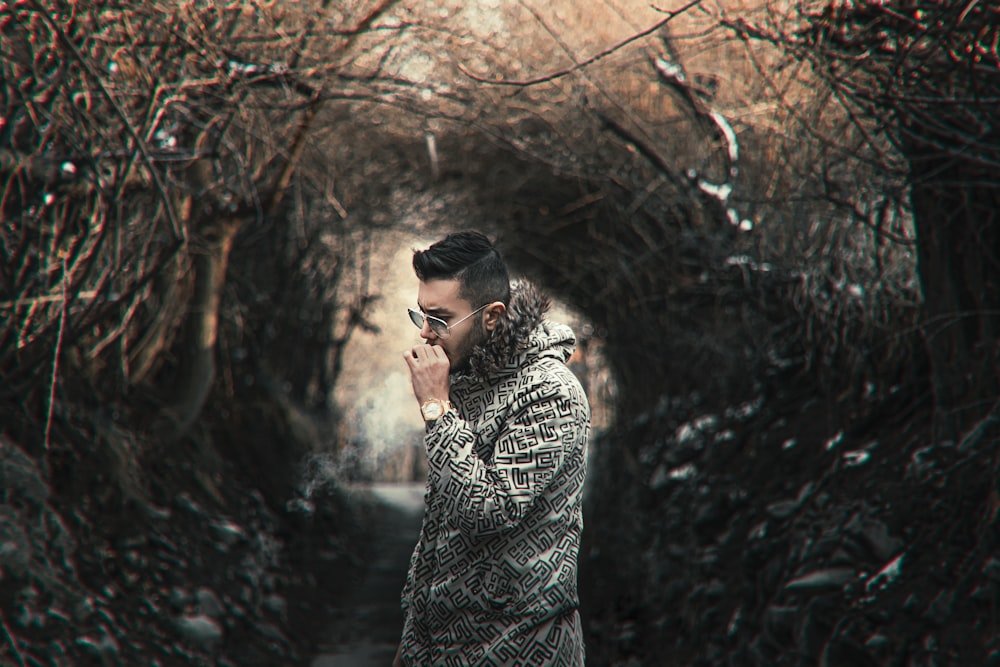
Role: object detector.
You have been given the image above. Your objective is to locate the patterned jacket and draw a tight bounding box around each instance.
[399,284,590,666]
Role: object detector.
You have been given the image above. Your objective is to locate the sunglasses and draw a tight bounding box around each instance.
[408,304,489,339]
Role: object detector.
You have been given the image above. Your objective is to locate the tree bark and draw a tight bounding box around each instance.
[162,218,241,439]
[910,149,1000,443]
[129,251,189,385]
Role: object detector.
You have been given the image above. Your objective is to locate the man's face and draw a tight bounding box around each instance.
[415,278,487,373]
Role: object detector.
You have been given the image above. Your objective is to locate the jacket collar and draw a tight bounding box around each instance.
[458,280,551,384]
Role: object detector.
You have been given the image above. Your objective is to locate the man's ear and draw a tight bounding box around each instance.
[483,302,506,332]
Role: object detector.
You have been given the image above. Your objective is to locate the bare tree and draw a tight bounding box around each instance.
[0,0,406,505]
[723,0,999,443]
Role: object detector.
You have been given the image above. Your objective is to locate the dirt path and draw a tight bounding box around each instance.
[310,483,425,667]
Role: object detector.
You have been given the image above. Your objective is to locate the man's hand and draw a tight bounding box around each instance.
[403,343,451,406]
[392,643,404,667]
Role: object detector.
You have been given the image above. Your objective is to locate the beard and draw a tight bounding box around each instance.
[448,317,489,375]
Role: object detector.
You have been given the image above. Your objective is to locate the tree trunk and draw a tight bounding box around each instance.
[910,151,1000,443]
[129,250,189,385]
[162,218,241,439]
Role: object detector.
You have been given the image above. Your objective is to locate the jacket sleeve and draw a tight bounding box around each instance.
[424,365,588,538]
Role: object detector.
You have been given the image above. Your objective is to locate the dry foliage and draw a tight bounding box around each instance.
[721,0,1000,439]
[0,0,403,501]
[1,0,968,481]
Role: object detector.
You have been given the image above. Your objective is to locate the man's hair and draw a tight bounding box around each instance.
[413,231,511,306]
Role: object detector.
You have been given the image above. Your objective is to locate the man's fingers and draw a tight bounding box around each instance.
[407,343,448,363]
[404,344,451,406]
[404,345,424,366]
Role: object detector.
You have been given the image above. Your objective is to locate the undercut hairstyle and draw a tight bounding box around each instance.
[413,231,511,307]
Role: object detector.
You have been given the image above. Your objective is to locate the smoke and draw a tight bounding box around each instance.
[346,370,424,481]
[287,368,423,513]
[354,370,423,458]
[330,232,432,483]
[286,451,341,515]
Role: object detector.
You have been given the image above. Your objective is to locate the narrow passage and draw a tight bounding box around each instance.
[311,483,425,667]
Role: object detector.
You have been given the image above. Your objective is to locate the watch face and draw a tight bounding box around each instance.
[422,401,443,420]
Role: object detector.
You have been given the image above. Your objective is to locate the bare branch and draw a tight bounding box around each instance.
[458,0,703,86]
[25,0,188,244]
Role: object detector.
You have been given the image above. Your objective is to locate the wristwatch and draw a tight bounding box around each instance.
[420,398,452,422]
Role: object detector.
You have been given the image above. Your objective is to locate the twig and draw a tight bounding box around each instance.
[0,290,98,310]
[458,0,703,86]
[25,0,187,243]
[44,256,68,451]
[85,291,141,361]
[0,609,26,667]
[958,397,1000,453]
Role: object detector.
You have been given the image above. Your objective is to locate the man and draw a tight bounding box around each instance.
[395,231,590,666]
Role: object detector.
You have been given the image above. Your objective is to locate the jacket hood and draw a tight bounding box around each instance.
[459,281,577,384]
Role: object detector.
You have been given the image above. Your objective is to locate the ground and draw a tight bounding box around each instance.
[310,483,425,667]
[3,373,997,667]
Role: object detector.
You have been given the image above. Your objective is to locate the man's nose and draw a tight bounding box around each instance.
[420,319,437,340]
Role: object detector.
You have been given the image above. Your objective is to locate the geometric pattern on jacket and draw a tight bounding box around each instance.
[399,288,590,667]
